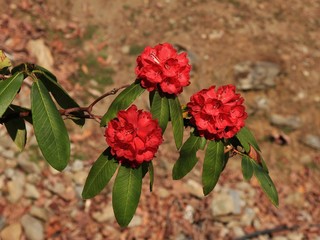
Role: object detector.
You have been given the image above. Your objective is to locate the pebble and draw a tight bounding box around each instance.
[301,134,320,150]
[128,215,142,227]
[269,113,301,130]
[211,190,243,216]
[29,206,49,221]
[158,187,170,198]
[0,222,22,240]
[71,160,84,172]
[240,207,256,226]
[183,205,195,223]
[17,153,41,174]
[25,183,40,199]
[185,179,204,198]
[234,61,280,90]
[21,214,44,240]
[92,205,114,223]
[6,172,25,203]
[72,171,88,185]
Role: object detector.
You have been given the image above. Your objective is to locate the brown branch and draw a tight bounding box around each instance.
[0,84,130,124]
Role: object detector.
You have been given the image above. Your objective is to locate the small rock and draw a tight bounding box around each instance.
[21,214,44,240]
[287,232,304,240]
[241,208,256,226]
[17,153,41,174]
[232,226,245,238]
[158,187,170,198]
[183,205,195,223]
[71,160,84,172]
[25,184,40,199]
[121,45,130,54]
[185,179,204,198]
[7,173,25,203]
[301,134,320,150]
[0,223,22,240]
[92,205,114,223]
[128,215,142,227]
[211,190,243,216]
[269,114,301,130]
[273,237,287,240]
[2,150,14,159]
[26,39,54,71]
[72,171,87,185]
[234,61,280,90]
[29,206,48,221]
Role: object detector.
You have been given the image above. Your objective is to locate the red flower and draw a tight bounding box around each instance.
[105,105,163,167]
[135,43,191,95]
[187,85,247,140]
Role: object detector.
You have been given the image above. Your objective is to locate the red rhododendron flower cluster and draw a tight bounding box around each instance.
[105,105,163,167]
[187,85,247,140]
[135,43,191,95]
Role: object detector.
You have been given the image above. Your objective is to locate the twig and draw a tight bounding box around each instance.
[0,84,130,124]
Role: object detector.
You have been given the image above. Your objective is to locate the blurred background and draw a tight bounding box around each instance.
[0,0,319,239]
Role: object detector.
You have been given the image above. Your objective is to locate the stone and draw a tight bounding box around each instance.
[92,205,114,223]
[25,183,40,199]
[211,190,243,216]
[234,61,280,90]
[158,187,170,198]
[7,175,25,203]
[185,179,204,198]
[72,171,87,185]
[17,153,41,174]
[26,39,54,71]
[128,215,142,227]
[241,207,256,226]
[183,205,195,223]
[269,114,301,130]
[29,206,48,221]
[71,160,84,172]
[21,214,44,240]
[0,223,22,240]
[301,134,320,150]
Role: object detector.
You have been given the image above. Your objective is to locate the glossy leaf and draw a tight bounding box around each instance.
[149,161,154,192]
[0,72,24,117]
[4,117,26,151]
[241,155,253,181]
[100,81,145,126]
[34,65,57,82]
[202,140,225,195]
[34,69,85,126]
[236,126,261,152]
[172,133,204,180]
[168,97,184,149]
[253,161,279,207]
[112,164,143,227]
[82,148,119,199]
[150,91,169,132]
[31,80,70,171]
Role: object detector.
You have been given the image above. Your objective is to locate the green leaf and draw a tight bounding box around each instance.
[34,69,85,126]
[0,72,24,117]
[241,155,253,181]
[0,50,11,70]
[82,148,119,199]
[202,140,225,195]
[34,65,57,82]
[112,164,143,227]
[172,133,204,180]
[149,161,154,192]
[252,161,279,207]
[5,104,32,124]
[150,91,169,133]
[100,81,145,126]
[168,96,184,149]
[4,117,26,151]
[31,80,70,171]
[236,126,261,152]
